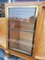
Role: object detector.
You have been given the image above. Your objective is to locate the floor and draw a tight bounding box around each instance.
[0,48,24,60]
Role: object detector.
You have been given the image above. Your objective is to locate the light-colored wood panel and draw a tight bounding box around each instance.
[5,2,45,7]
[34,7,45,59]
[0,18,8,49]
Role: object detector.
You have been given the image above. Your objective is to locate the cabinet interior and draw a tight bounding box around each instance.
[8,6,38,56]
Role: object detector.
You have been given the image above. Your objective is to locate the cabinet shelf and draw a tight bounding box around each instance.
[10,28,34,33]
[8,38,33,56]
[9,48,32,56]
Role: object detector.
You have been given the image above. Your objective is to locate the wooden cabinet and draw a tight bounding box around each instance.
[0,2,45,60]
[5,3,38,59]
[34,7,45,59]
[7,6,38,59]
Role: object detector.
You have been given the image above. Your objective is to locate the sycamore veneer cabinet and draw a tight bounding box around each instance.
[0,2,45,60]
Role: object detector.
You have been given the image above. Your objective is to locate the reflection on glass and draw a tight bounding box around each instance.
[8,7,36,55]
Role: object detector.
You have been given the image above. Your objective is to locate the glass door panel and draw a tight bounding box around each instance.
[8,6,37,56]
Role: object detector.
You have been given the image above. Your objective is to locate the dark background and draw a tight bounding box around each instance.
[0,0,45,3]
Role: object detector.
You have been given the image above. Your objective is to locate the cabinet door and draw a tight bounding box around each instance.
[34,7,45,59]
[8,6,37,56]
